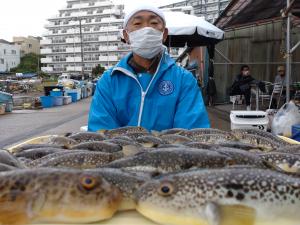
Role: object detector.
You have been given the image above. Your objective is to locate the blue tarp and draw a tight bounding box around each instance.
[16,73,37,78]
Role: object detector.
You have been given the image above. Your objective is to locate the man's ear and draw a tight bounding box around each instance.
[123,29,130,44]
[163,28,168,42]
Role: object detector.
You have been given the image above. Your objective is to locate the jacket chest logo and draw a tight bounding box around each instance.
[158,80,174,96]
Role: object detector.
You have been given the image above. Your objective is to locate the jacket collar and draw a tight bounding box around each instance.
[111,49,175,77]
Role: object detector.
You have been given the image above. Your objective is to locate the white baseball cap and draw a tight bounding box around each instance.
[123,5,166,28]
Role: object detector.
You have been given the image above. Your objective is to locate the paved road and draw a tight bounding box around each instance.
[0,97,230,149]
[0,97,92,149]
[207,106,231,131]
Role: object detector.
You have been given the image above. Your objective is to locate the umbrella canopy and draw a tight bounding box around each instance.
[120,11,224,48]
[163,11,224,47]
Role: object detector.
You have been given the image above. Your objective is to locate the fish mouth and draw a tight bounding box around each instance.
[34,187,122,223]
[136,202,209,225]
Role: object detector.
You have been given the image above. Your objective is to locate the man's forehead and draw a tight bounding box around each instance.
[129,11,164,22]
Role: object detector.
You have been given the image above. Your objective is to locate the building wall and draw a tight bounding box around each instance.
[160,0,230,23]
[213,20,300,103]
[13,36,41,56]
[0,43,20,72]
[41,0,129,75]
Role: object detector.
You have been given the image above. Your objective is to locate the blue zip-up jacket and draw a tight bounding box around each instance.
[88,51,210,132]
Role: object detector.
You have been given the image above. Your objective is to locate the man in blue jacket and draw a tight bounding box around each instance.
[88,5,210,132]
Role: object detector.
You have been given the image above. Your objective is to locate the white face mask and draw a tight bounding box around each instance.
[127,27,164,59]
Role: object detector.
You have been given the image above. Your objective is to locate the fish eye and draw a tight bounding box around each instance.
[226,159,236,166]
[158,182,174,196]
[80,176,98,190]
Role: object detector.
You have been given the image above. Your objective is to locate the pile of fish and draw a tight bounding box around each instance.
[1,127,300,225]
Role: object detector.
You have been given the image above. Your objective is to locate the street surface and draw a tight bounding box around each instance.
[0,98,91,149]
[0,97,230,149]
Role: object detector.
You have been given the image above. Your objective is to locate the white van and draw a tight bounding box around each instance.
[58,74,71,81]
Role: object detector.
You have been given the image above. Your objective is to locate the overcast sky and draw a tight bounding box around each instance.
[0,0,180,41]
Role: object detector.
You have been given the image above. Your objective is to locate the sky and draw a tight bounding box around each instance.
[0,0,180,42]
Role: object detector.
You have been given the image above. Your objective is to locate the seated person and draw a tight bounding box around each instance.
[230,65,265,110]
[274,65,292,87]
[271,66,295,108]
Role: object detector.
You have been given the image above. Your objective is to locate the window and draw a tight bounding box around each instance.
[11,50,16,54]
[86,18,92,23]
[89,2,95,6]
[28,44,32,49]
[0,59,4,64]
[87,10,93,15]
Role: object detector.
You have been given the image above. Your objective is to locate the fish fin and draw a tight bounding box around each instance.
[277,163,299,173]
[261,160,282,171]
[219,204,256,225]
[97,130,107,135]
[141,143,156,148]
[122,145,142,157]
[262,161,296,174]
[151,130,161,137]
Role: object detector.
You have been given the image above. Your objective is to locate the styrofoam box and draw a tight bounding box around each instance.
[230,110,269,131]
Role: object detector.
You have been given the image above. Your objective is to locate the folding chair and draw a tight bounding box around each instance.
[259,81,273,109]
[230,95,245,110]
[269,83,283,109]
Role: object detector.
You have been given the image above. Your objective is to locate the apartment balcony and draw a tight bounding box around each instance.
[40,39,52,45]
[100,27,120,32]
[41,48,52,54]
[99,46,118,51]
[66,37,81,43]
[206,6,219,12]
[98,35,118,42]
[66,47,81,53]
[41,58,53,63]
[66,66,82,72]
[45,23,55,28]
[41,67,53,72]
[66,57,82,62]
[99,55,118,61]
[103,9,121,16]
[101,17,122,23]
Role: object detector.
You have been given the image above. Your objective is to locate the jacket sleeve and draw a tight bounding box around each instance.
[88,71,120,131]
[173,70,210,129]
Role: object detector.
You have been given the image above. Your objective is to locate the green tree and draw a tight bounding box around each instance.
[10,53,42,73]
[91,64,105,78]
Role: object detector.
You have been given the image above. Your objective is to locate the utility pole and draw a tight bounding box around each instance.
[79,18,85,80]
[286,0,291,102]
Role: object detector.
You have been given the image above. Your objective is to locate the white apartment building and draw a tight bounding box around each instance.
[0,39,20,73]
[160,0,230,23]
[41,0,129,75]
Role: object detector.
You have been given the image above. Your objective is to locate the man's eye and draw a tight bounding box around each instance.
[150,21,159,25]
[133,23,141,26]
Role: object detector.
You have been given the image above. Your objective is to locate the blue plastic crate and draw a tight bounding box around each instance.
[0,91,13,102]
[67,93,77,102]
[50,91,63,97]
[40,96,53,108]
